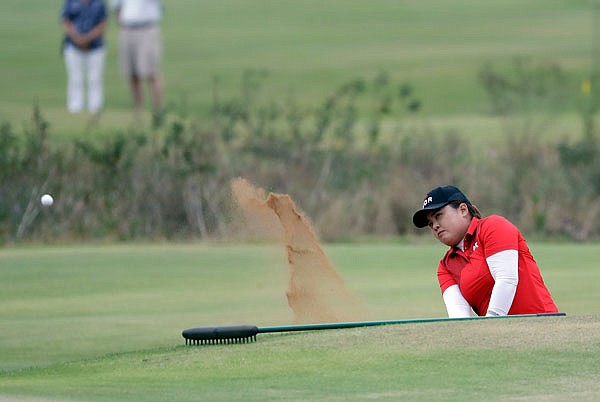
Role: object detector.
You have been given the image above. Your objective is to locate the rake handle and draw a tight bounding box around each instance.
[258,312,566,333]
[182,313,566,343]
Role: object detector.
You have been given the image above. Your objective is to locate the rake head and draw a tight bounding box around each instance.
[182,325,259,345]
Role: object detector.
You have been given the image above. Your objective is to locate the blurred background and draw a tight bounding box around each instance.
[1,0,599,243]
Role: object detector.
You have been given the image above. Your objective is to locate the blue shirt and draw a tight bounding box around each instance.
[61,0,107,50]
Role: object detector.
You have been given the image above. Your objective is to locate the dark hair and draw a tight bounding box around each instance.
[448,201,482,219]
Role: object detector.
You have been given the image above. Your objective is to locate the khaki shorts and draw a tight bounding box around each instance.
[119,25,162,78]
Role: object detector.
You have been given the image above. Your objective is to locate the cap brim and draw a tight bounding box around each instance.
[412,202,449,228]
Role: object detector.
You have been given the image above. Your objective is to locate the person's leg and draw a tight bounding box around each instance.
[150,75,163,112]
[149,75,164,127]
[130,75,143,112]
[64,45,84,113]
[136,26,163,119]
[86,47,105,114]
[147,26,164,126]
[119,28,143,112]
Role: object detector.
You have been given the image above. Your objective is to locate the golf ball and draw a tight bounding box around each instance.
[41,194,54,207]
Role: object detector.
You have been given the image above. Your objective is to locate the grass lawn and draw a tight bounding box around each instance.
[0,0,594,138]
[1,2,599,398]
[0,241,599,401]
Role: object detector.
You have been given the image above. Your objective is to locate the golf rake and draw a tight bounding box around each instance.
[182,312,566,346]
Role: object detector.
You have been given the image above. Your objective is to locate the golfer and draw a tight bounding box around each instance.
[412,185,558,317]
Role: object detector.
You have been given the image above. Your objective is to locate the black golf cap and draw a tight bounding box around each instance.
[412,185,471,228]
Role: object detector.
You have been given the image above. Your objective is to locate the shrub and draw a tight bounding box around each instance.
[2,66,599,243]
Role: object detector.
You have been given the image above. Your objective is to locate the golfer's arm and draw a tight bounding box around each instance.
[486,250,518,316]
[442,284,472,318]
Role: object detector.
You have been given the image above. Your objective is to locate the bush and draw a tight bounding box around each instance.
[1,66,599,243]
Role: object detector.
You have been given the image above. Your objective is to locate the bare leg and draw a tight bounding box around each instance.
[130,75,143,112]
[150,76,163,112]
[150,75,164,127]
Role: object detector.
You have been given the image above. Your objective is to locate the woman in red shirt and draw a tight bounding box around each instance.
[412,185,558,317]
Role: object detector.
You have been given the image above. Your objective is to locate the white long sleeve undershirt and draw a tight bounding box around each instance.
[442,284,472,318]
[485,249,519,316]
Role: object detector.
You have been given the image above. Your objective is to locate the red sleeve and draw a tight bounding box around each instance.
[437,259,457,294]
[478,215,519,258]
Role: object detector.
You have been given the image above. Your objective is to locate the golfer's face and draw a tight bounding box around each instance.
[426,204,470,247]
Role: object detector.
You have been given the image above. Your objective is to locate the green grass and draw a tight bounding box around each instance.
[0,0,595,137]
[1,3,599,397]
[0,0,600,396]
[1,242,599,401]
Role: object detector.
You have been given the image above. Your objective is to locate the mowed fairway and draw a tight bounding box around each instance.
[1,242,599,401]
[0,1,594,137]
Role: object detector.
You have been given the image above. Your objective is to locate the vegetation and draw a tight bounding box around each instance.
[1,3,599,400]
[1,1,599,242]
[1,63,599,242]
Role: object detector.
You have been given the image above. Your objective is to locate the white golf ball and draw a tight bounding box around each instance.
[41,194,54,207]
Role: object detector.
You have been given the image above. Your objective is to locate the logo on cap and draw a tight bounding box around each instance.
[422,196,433,208]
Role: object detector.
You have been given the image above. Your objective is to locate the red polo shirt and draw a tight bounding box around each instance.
[437,215,558,316]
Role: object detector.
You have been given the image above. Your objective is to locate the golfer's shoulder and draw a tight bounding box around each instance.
[478,214,518,233]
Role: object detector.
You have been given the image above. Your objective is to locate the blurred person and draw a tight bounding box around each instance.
[61,0,108,114]
[412,185,558,318]
[110,0,164,125]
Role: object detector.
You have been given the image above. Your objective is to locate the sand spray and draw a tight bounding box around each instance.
[231,178,368,324]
